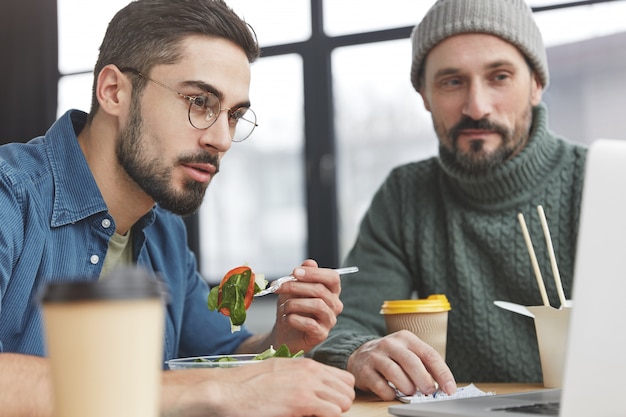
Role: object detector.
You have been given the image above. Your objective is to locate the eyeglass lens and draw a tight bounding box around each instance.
[187,94,256,142]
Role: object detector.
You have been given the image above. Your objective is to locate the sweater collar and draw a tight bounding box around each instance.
[437,103,561,207]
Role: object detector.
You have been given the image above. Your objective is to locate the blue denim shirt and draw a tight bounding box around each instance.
[0,110,252,364]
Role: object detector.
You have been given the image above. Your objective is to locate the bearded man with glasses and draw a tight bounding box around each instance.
[0,1,354,416]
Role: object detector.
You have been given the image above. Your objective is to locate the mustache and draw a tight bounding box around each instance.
[178,152,220,173]
[448,116,508,142]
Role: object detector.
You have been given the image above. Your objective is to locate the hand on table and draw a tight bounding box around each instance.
[162,357,355,417]
[346,330,457,401]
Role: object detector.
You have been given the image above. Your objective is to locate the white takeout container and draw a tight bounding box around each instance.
[495,300,572,388]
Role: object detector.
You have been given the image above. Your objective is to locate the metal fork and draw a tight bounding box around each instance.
[253,266,359,297]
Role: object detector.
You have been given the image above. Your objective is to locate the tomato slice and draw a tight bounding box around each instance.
[217,266,256,317]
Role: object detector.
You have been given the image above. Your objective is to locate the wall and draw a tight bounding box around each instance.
[0,0,58,144]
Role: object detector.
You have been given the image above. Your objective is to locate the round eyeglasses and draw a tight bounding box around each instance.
[121,68,257,142]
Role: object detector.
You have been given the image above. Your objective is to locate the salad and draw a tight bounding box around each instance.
[197,344,304,364]
[207,265,268,331]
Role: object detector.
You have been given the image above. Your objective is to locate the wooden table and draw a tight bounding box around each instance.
[342,383,545,417]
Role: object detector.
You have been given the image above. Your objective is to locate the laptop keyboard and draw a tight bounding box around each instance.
[493,402,560,415]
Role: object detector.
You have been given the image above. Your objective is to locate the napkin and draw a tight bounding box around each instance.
[397,383,494,404]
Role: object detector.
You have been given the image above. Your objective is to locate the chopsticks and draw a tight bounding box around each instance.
[517,205,567,308]
[536,206,568,307]
[517,211,550,306]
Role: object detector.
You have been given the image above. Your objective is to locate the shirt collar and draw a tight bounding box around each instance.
[47,110,159,231]
[44,110,111,227]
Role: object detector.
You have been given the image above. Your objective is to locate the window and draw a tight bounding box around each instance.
[323,0,430,36]
[332,40,438,257]
[57,0,626,283]
[200,54,306,281]
[529,0,626,46]
[57,0,131,116]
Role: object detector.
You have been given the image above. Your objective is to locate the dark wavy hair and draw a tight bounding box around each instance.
[88,0,259,121]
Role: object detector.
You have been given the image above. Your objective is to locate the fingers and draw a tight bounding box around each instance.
[399,330,456,394]
[307,363,355,415]
[252,359,355,416]
[173,359,355,417]
[299,258,319,268]
[273,298,338,351]
[278,282,343,315]
[274,262,343,328]
[270,261,344,353]
[276,263,343,315]
[280,296,339,327]
[347,331,456,400]
[347,338,405,400]
[288,260,342,297]
[352,362,400,400]
[416,350,457,395]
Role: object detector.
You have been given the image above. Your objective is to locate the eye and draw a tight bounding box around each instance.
[493,73,510,82]
[191,95,209,109]
[229,107,249,122]
[189,94,221,120]
[442,78,462,88]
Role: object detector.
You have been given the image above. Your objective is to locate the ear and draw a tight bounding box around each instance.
[418,87,433,113]
[530,72,544,106]
[95,64,133,117]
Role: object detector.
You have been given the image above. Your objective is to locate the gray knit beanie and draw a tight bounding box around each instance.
[410,0,548,91]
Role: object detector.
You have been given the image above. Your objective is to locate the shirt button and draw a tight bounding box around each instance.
[101,218,112,228]
[90,255,100,265]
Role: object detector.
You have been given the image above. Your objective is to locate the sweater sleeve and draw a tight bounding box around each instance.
[310,166,417,368]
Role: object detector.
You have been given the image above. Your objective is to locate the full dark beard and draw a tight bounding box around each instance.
[116,98,218,216]
[441,109,532,173]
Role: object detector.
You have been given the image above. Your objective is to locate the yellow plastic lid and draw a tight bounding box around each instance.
[380,294,451,314]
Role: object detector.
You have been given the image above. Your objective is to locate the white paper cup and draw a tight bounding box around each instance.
[381,295,451,360]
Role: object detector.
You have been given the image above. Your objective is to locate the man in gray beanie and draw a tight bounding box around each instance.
[311,0,587,401]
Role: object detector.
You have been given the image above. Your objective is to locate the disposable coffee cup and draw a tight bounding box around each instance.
[380,295,451,360]
[41,266,166,417]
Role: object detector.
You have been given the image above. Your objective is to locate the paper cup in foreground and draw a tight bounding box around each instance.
[41,267,166,417]
[380,295,451,360]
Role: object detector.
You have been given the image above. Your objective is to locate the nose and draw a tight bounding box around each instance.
[199,110,232,153]
[462,81,492,121]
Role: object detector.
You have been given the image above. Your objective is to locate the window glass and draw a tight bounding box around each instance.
[531,1,626,47]
[58,0,131,74]
[200,54,306,283]
[323,0,434,36]
[226,0,310,46]
[332,40,438,260]
[324,0,626,47]
[58,0,310,74]
[57,73,92,117]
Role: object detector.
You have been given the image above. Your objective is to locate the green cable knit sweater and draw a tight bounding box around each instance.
[311,104,587,383]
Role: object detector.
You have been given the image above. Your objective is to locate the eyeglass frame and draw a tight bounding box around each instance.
[119,67,257,142]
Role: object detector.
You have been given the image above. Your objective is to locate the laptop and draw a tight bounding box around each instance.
[389,138,626,417]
